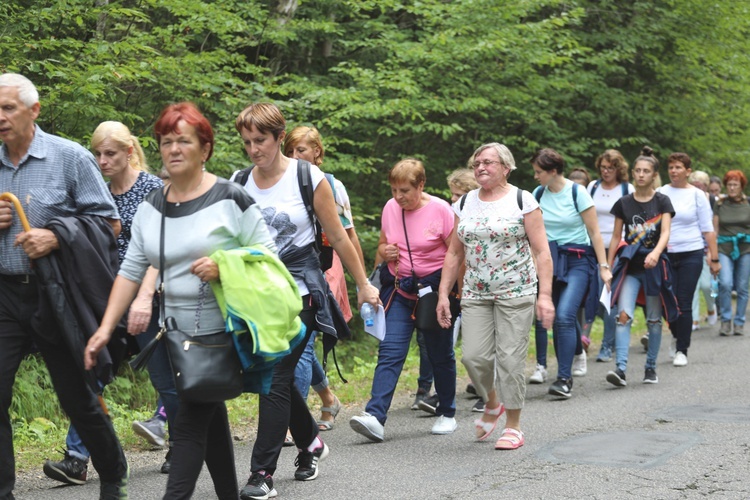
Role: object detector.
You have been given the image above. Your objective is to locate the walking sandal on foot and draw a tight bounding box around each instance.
[495,428,524,450]
[474,403,505,441]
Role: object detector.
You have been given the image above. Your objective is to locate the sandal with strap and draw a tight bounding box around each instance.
[474,403,505,441]
[317,396,342,431]
[495,428,524,450]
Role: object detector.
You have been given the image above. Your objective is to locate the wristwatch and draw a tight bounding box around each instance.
[598,263,610,269]
[711,259,720,263]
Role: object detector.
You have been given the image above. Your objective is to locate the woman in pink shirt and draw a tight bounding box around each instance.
[350,158,458,441]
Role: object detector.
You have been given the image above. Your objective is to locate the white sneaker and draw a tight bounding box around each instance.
[706,310,718,326]
[691,321,699,331]
[669,338,677,359]
[529,364,548,384]
[349,412,385,442]
[673,352,688,367]
[572,352,587,377]
[431,415,457,435]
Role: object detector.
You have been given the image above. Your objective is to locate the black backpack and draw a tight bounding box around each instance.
[234,160,334,271]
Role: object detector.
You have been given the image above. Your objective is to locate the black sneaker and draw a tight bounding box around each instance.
[417,394,439,415]
[471,398,485,413]
[42,450,88,485]
[548,377,573,398]
[643,368,659,384]
[466,383,477,396]
[99,465,128,500]
[411,388,430,410]
[606,368,627,387]
[294,442,329,481]
[241,471,277,500]
[160,448,171,474]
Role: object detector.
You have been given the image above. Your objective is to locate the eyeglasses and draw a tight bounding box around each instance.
[600,165,616,172]
[472,160,502,169]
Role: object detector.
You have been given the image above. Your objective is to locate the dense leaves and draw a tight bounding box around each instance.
[2,0,749,225]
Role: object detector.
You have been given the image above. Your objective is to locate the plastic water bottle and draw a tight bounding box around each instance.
[710,276,719,298]
[361,303,375,327]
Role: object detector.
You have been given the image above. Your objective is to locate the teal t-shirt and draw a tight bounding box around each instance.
[533,180,594,245]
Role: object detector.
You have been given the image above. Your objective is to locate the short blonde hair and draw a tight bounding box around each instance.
[284,126,324,166]
[472,143,517,171]
[91,121,149,172]
[447,168,478,195]
[388,158,425,188]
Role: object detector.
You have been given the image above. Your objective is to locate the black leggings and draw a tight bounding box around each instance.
[250,305,318,475]
[164,401,237,500]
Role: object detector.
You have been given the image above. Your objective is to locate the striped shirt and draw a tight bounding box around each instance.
[0,126,119,274]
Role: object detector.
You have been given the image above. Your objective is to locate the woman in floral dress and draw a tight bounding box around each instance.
[437,143,554,450]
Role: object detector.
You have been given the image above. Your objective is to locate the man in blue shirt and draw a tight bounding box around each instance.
[0,73,127,500]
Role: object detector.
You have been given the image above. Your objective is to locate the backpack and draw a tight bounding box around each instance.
[589,179,628,198]
[458,187,524,211]
[534,181,580,212]
[234,161,334,271]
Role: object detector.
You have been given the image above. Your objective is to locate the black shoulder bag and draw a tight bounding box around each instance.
[402,209,460,331]
[130,186,243,403]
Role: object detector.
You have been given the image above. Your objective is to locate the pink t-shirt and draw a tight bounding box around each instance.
[381,195,454,298]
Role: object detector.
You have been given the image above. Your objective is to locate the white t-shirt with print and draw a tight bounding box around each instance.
[236,159,325,294]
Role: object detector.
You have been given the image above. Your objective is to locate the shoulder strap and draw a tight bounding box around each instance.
[590,179,602,197]
[621,181,628,197]
[297,160,325,254]
[325,173,335,192]
[459,194,467,211]
[534,186,545,203]
[516,188,523,210]
[234,166,254,186]
[571,182,579,212]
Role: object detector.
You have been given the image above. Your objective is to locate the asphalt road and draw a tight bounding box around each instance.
[15,320,750,499]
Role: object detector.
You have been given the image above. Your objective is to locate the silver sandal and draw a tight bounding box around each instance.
[317,396,341,431]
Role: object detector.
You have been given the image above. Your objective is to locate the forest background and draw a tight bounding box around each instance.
[2,0,749,464]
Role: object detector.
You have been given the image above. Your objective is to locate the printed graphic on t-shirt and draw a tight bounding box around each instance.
[626,213,663,249]
[261,206,297,252]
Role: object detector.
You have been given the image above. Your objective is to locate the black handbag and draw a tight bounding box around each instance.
[130,185,243,403]
[414,291,461,331]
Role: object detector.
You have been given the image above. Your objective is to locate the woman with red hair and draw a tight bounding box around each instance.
[86,102,277,499]
[714,170,750,336]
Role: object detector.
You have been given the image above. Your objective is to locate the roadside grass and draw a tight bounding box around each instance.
[11,297,707,471]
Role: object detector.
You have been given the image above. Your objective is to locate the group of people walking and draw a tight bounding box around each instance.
[0,71,747,500]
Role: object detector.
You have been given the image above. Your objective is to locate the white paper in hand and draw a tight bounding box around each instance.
[364,304,386,341]
[600,285,612,315]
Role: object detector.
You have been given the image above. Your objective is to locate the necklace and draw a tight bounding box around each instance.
[172,171,205,206]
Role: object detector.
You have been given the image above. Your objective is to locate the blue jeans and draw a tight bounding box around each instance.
[535,255,592,380]
[365,293,456,424]
[614,272,663,372]
[692,260,716,319]
[294,331,329,400]
[416,331,433,392]
[719,253,750,326]
[667,250,704,355]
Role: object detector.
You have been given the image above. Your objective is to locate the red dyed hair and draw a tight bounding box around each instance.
[723,170,747,190]
[154,102,215,161]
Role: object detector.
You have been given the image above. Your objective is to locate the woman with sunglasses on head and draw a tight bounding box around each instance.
[284,126,363,432]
